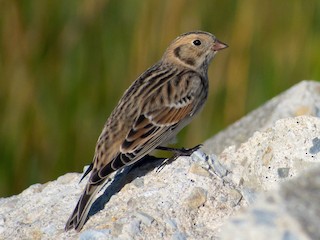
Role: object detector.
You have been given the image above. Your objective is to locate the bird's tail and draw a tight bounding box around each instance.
[65,182,102,232]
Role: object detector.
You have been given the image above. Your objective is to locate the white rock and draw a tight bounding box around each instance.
[220,165,320,240]
[220,116,320,194]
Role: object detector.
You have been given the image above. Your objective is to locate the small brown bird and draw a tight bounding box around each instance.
[65,31,228,231]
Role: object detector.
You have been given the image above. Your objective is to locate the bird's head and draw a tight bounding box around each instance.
[162,31,228,72]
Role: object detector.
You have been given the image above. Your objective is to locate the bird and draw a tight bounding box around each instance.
[65,30,228,231]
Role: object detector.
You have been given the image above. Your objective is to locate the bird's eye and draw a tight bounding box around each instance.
[193,39,201,46]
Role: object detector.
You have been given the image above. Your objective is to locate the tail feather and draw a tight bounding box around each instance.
[65,183,103,231]
[65,154,127,231]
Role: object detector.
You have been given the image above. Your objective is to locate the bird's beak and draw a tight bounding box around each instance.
[213,39,228,51]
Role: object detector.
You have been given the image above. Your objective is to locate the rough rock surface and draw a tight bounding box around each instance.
[0,152,244,239]
[220,165,320,240]
[0,81,320,240]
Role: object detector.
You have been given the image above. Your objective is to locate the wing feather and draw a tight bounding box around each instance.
[119,73,202,160]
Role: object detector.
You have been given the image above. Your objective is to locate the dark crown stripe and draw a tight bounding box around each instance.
[178,30,214,38]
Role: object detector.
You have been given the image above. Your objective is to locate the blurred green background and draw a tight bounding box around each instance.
[0,0,319,197]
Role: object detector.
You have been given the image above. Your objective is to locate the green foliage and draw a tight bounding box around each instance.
[0,0,319,196]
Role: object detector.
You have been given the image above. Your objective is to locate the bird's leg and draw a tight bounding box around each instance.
[156,144,202,156]
[156,144,202,172]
